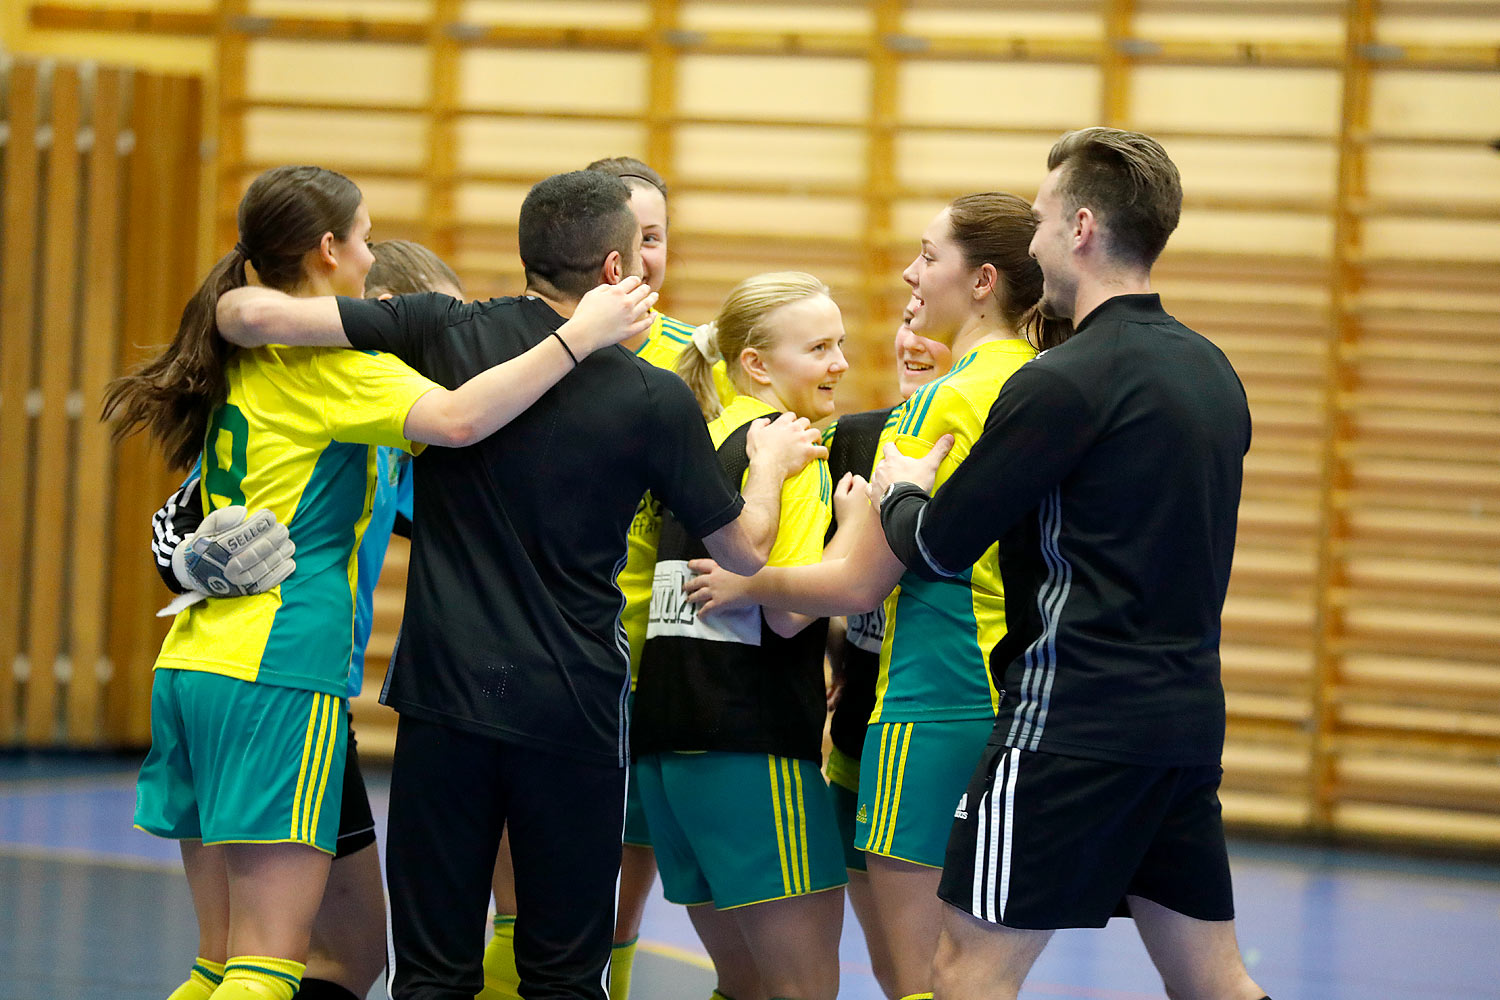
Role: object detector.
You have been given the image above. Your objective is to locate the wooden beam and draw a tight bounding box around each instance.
[0,61,43,744]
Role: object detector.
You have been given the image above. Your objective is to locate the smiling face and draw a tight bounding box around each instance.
[627,183,668,293]
[326,201,376,298]
[901,207,983,346]
[1029,167,1079,321]
[743,294,849,421]
[893,295,953,399]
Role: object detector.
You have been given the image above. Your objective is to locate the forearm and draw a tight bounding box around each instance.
[216,287,349,348]
[404,335,575,447]
[739,521,902,617]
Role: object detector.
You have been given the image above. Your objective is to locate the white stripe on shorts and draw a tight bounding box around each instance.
[973,747,1021,923]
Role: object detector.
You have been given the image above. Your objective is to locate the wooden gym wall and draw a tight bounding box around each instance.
[14,0,1500,851]
[0,55,204,747]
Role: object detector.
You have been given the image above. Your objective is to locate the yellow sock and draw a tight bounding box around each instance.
[167,957,225,1000]
[208,956,304,1000]
[710,991,735,1000]
[477,914,521,1000]
[898,994,935,999]
[608,936,638,1000]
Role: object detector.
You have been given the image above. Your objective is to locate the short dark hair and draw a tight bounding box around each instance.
[518,171,639,299]
[1047,127,1182,269]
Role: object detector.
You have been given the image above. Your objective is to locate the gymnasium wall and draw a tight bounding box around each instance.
[3,0,1498,852]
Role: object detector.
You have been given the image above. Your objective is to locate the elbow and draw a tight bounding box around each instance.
[434,410,481,449]
[718,547,767,579]
[765,610,812,640]
[848,576,891,615]
[218,294,272,347]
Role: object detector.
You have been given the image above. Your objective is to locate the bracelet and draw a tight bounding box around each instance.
[552,330,580,366]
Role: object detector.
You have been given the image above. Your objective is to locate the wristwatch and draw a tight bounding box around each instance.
[878,480,902,514]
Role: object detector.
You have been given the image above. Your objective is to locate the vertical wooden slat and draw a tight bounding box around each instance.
[1100,0,1134,126]
[105,69,170,745]
[862,0,902,390]
[66,66,127,744]
[1309,0,1376,830]
[0,61,44,744]
[23,62,84,744]
[214,0,250,252]
[425,0,461,262]
[644,0,680,190]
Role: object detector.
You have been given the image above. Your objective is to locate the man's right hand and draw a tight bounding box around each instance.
[556,276,657,358]
[745,412,828,481]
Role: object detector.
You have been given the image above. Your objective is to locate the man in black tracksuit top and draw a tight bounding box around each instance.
[873,129,1273,1000]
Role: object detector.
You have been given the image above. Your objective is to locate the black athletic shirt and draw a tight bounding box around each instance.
[338,292,745,766]
[824,408,893,760]
[881,295,1250,767]
[633,419,830,762]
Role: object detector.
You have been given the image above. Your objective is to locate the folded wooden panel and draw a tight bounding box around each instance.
[66,66,128,744]
[23,63,85,745]
[0,61,44,745]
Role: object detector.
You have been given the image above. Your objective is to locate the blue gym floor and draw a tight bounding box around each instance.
[3,752,1498,1000]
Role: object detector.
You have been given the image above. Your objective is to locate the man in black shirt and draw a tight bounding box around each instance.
[218,171,825,1000]
[873,129,1270,1000]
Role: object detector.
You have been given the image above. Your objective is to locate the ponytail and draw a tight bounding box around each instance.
[101,164,364,470]
[100,247,248,469]
[675,322,727,420]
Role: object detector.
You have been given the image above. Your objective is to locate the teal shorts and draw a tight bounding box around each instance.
[135,668,348,855]
[623,761,652,847]
[825,746,865,872]
[855,717,993,868]
[637,751,847,909]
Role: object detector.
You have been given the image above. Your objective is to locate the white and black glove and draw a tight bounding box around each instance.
[171,505,295,597]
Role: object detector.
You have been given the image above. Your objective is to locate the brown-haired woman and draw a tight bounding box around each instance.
[682,192,1069,999]
[105,165,649,1000]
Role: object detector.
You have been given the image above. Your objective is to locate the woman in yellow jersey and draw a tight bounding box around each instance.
[684,194,1070,1000]
[820,296,953,999]
[477,156,729,1000]
[102,165,651,1000]
[630,272,850,1000]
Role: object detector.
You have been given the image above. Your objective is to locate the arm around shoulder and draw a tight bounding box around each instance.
[216,287,350,348]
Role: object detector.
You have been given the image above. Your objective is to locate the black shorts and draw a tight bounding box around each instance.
[334,713,378,860]
[938,743,1234,929]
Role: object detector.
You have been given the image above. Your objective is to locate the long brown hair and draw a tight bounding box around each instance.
[101,165,363,469]
[947,192,1072,352]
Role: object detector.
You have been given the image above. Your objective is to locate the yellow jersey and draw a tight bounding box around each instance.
[872,338,1037,723]
[154,346,439,696]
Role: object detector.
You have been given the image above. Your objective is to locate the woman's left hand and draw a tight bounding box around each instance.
[684,558,755,616]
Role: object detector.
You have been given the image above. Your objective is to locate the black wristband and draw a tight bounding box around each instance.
[552,330,580,366]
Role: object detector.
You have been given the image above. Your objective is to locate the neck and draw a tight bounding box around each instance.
[1071,269,1152,326]
[524,285,579,319]
[292,273,338,298]
[949,312,1013,359]
[745,385,788,415]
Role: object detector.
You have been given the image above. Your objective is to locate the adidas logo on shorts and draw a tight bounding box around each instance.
[856,804,868,824]
[954,793,969,820]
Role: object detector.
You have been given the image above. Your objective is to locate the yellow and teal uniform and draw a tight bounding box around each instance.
[634,394,846,908]
[135,346,438,854]
[855,337,1036,867]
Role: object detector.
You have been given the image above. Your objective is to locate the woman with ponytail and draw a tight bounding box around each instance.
[103,165,650,1000]
[632,272,851,1000]
[682,193,1070,1000]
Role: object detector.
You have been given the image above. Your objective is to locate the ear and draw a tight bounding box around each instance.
[739,346,773,387]
[600,250,624,286]
[1073,207,1098,252]
[316,231,339,270]
[972,262,998,301]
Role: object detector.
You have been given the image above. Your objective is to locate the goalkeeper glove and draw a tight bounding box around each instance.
[171,505,295,597]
